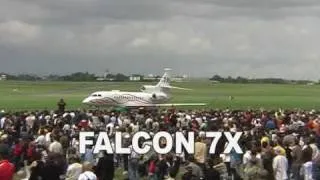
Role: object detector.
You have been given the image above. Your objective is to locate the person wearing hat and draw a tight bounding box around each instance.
[273,139,286,156]
[272,147,288,180]
[0,143,15,180]
[261,136,270,146]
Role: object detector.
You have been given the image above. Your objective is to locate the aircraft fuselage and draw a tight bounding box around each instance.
[82,90,169,107]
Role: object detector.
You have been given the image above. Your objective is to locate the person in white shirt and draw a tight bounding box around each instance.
[273,147,288,180]
[243,148,261,167]
[63,124,71,132]
[45,129,52,145]
[92,116,101,128]
[35,129,46,146]
[78,161,97,180]
[110,116,116,124]
[0,116,6,129]
[130,122,139,133]
[145,117,153,129]
[123,118,131,126]
[49,135,63,154]
[106,122,114,136]
[117,116,123,126]
[66,155,83,180]
[300,146,314,180]
[128,145,140,180]
[26,114,36,132]
[309,136,319,160]
[152,121,159,131]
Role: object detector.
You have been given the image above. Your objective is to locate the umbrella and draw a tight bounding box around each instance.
[114,106,128,112]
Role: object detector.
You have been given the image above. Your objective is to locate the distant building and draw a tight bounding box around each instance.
[129,75,141,81]
[211,80,220,84]
[96,70,115,81]
[142,74,161,81]
[143,77,157,81]
[0,74,7,80]
[96,77,115,81]
[172,75,188,82]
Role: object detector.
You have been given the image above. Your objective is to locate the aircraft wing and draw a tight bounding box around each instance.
[154,103,206,106]
[161,85,193,91]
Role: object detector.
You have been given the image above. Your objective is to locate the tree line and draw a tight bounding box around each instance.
[210,75,316,84]
[2,72,140,82]
[2,72,129,82]
[1,72,317,84]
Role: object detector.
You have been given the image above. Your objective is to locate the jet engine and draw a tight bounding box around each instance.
[140,85,159,93]
[150,92,167,101]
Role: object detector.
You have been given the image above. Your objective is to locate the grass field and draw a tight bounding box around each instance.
[1,80,320,111]
[5,80,320,179]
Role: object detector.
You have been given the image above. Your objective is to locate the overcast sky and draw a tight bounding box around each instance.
[1,0,320,80]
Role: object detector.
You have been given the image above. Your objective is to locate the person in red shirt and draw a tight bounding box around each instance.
[148,155,157,179]
[13,139,22,170]
[0,143,15,180]
[13,140,23,157]
[78,120,89,129]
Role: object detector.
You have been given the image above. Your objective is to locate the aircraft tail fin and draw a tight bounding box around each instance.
[156,68,192,91]
[156,68,171,88]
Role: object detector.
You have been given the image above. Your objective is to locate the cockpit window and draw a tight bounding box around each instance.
[92,94,101,97]
[90,93,102,97]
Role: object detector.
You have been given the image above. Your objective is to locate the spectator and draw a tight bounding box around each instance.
[128,144,140,180]
[205,158,220,180]
[35,129,46,146]
[78,161,97,180]
[300,146,314,180]
[49,135,63,154]
[0,143,15,180]
[58,98,66,113]
[95,152,114,180]
[273,147,288,180]
[28,152,46,180]
[183,156,204,179]
[291,138,303,180]
[194,135,207,173]
[243,156,267,180]
[0,107,319,180]
[66,155,82,180]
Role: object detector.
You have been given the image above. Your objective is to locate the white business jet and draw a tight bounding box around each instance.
[82,68,206,107]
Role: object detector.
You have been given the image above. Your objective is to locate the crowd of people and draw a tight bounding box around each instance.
[0,104,320,180]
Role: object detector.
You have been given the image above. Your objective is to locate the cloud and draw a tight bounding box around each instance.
[0,0,320,80]
[8,0,173,25]
[130,38,150,48]
[178,0,320,9]
[0,21,40,44]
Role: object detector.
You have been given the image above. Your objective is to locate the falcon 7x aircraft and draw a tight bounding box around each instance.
[82,69,206,107]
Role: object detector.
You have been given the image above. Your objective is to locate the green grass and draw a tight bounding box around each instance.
[7,80,320,179]
[1,80,320,111]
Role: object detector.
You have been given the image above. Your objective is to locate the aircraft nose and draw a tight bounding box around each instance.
[82,97,91,104]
